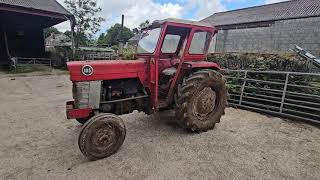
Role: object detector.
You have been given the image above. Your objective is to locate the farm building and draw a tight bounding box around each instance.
[46,33,72,48]
[0,0,73,67]
[202,0,320,56]
[77,47,115,60]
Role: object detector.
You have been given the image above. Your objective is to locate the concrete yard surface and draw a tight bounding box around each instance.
[0,74,319,180]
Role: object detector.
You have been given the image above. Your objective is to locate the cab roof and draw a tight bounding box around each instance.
[143,18,214,29]
[158,18,213,28]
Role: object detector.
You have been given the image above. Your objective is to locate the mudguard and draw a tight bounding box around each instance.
[183,61,221,70]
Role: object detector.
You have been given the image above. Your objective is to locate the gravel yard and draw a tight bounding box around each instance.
[0,74,319,180]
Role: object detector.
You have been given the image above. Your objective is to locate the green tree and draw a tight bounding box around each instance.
[97,24,134,46]
[64,0,104,47]
[64,30,72,38]
[97,33,107,45]
[44,27,60,38]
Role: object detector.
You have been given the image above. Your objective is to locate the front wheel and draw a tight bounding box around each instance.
[78,113,126,160]
[175,69,228,132]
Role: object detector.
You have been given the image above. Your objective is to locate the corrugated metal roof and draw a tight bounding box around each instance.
[0,0,71,16]
[202,0,320,26]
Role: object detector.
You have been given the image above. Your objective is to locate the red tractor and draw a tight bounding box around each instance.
[66,19,228,160]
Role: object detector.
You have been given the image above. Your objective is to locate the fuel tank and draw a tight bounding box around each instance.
[67,60,146,82]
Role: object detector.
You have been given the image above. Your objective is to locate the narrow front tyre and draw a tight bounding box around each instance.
[78,113,126,160]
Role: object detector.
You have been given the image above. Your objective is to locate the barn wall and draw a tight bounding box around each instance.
[6,27,45,58]
[214,17,320,56]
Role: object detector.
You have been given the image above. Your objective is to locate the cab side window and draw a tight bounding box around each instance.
[189,31,211,54]
[161,34,181,54]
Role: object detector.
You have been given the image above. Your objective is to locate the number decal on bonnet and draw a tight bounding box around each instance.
[82,65,93,76]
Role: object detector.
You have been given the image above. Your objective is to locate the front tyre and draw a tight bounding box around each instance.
[78,114,126,160]
[175,69,228,131]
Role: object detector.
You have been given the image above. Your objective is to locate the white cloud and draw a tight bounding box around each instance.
[184,0,225,20]
[53,0,292,33]
[54,21,71,32]
[264,0,289,4]
[104,0,184,29]
[54,0,225,33]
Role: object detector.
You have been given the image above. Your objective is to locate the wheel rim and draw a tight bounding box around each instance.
[193,87,217,119]
[91,123,117,151]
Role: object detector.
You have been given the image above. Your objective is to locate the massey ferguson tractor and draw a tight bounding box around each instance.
[66,19,228,160]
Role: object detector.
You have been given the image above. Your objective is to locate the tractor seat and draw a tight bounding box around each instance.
[162,67,177,76]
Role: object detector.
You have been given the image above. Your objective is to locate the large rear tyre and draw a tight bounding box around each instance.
[78,113,126,160]
[175,69,228,132]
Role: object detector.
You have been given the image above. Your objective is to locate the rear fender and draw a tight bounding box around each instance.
[182,61,221,71]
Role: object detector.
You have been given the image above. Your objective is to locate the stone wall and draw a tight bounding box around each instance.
[214,17,320,56]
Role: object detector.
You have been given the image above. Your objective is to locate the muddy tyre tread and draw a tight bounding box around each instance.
[175,69,228,131]
[78,113,126,160]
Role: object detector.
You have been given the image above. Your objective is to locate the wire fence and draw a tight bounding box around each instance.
[222,70,320,123]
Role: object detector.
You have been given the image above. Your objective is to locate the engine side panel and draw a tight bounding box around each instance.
[73,81,101,110]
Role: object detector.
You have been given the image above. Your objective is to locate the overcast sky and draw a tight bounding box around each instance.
[55,0,289,35]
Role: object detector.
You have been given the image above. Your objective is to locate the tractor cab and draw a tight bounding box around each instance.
[66,19,228,161]
[134,19,220,108]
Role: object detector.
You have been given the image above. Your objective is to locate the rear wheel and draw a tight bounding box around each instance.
[175,69,228,131]
[78,113,126,160]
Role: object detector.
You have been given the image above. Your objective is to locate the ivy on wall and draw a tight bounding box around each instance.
[207,53,318,73]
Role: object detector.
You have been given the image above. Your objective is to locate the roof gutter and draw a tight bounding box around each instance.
[0,3,70,20]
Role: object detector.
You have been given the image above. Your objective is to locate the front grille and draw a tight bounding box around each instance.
[73,82,90,109]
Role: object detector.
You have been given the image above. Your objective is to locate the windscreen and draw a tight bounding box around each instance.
[137,28,161,54]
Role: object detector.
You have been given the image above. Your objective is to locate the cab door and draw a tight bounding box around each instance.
[152,25,169,110]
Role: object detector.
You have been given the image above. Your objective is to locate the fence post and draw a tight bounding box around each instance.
[239,70,248,105]
[280,73,289,113]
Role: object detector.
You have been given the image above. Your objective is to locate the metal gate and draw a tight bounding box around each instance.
[223,70,320,123]
[11,57,52,67]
